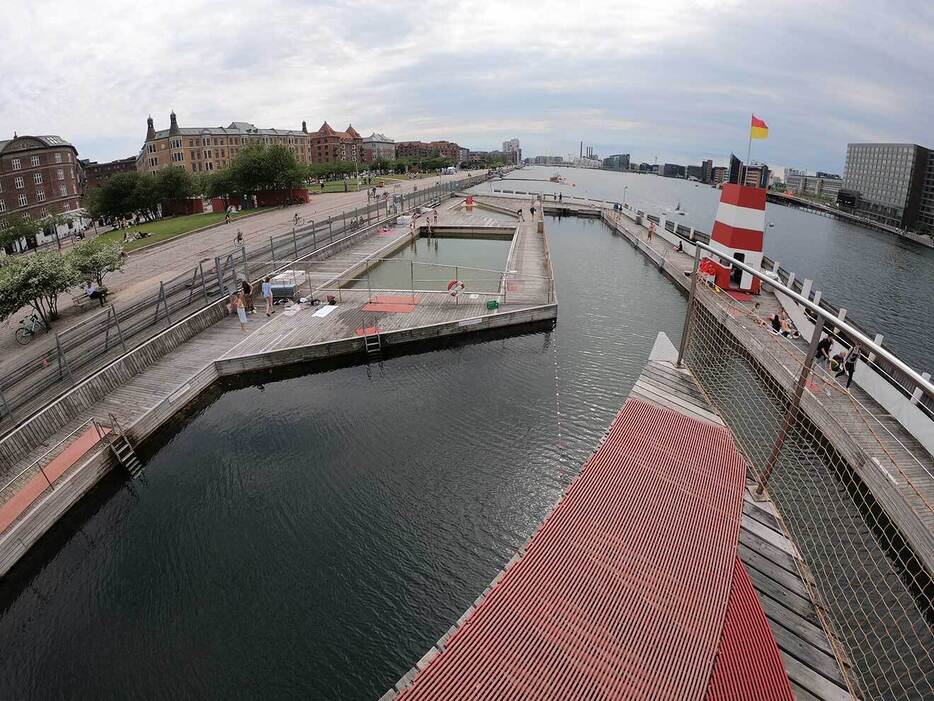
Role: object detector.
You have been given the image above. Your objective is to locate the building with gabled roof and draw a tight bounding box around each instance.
[307,121,363,165]
[137,112,314,174]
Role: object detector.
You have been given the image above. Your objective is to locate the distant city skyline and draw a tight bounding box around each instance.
[2,1,932,171]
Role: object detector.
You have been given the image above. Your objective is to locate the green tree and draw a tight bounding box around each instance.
[156,165,194,200]
[0,250,76,325]
[0,212,41,251]
[70,238,125,286]
[200,168,237,198]
[229,144,304,194]
[130,173,160,218]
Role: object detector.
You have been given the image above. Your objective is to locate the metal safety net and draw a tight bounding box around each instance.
[682,282,934,700]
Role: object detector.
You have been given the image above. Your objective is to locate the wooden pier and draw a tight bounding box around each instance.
[383,334,853,700]
[0,196,556,575]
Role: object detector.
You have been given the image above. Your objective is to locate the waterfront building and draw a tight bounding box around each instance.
[662,163,685,178]
[458,147,470,164]
[603,154,630,171]
[138,112,312,174]
[308,122,362,165]
[361,133,395,163]
[728,154,742,185]
[532,155,563,165]
[686,165,703,180]
[742,162,769,189]
[920,154,934,235]
[784,167,806,183]
[701,159,713,183]
[0,134,87,252]
[842,143,930,230]
[396,140,462,162]
[502,138,521,163]
[785,172,843,201]
[81,156,137,189]
[711,166,728,185]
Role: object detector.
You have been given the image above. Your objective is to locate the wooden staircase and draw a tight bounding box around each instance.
[103,413,144,477]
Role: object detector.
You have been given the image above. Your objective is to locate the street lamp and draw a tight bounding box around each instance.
[623,186,628,208]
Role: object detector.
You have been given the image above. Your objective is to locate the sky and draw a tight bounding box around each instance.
[2,0,932,173]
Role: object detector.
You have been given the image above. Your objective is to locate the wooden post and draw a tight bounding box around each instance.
[291,228,299,261]
[0,388,12,421]
[270,236,276,274]
[756,315,826,496]
[55,332,74,384]
[676,246,703,367]
[112,305,127,351]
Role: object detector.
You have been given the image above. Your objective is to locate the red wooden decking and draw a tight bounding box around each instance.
[395,397,793,700]
[1,425,109,533]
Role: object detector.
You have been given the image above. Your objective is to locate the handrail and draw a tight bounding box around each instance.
[691,239,934,398]
[0,418,96,494]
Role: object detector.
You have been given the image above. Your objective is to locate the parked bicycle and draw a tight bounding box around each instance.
[15,312,45,345]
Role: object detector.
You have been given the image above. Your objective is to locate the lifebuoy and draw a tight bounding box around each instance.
[447,279,465,296]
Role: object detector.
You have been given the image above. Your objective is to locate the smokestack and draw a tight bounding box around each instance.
[580,141,583,158]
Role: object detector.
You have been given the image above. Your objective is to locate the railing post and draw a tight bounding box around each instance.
[292,228,299,261]
[112,304,127,351]
[910,372,930,406]
[241,245,249,280]
[676,246,703,367]
[328,218,333,242]
[410,261,415,299]
[311,220,316,251]
[756,315,826,496]
[0,387,13,422]
[214,255,224,296]
[54,332,74,384]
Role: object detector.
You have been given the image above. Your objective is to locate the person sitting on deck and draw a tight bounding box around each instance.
[768,311,798,338]
[84,281,108,307]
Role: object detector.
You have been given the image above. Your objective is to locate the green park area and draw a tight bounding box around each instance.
[94,210,255,251]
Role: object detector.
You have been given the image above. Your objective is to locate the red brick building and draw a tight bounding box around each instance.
[395,140,462,162]
[0,134,88,251]
[81,156,137,189]
[308,122,363,164]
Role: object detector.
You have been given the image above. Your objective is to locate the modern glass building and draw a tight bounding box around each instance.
[842,143,930,229]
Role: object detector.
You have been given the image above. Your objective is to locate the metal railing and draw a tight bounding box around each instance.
[675,239,934,700]
[0,173,492,457]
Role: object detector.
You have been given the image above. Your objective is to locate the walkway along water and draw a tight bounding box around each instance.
[0,187,555,575]
[466,190,933,699]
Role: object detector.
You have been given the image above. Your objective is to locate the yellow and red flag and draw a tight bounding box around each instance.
[750,114,769,140]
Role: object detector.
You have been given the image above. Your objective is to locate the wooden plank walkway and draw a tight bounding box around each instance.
[635,338,854,700]
[593,206,934,580]
[1,199,555,574]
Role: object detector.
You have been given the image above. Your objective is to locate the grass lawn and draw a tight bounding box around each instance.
[309,181,365,194]
[95,210,254,251]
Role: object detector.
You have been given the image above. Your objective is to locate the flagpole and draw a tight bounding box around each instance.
[744,114,753,185]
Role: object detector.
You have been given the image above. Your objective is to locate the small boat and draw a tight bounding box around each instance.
[549,173,565,183]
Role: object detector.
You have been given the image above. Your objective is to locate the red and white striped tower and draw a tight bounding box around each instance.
[708,184,766,293]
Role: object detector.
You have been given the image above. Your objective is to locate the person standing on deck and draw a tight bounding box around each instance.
[816,335,833,366]
[836,341,861,389]
[235,292,248,332]
[262,276,274,316]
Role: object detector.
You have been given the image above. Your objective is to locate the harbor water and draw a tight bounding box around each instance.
[0,215,687,698]
[485,166,934,373]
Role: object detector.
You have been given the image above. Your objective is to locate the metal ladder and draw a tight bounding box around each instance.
[364,330,382,357]
[105,413,144,477]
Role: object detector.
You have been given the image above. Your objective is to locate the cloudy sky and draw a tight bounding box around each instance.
[2,1,932,172]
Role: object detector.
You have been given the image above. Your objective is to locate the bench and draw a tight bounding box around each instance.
[72,293,93,309]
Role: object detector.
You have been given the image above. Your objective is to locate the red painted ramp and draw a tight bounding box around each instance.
[396,397,764,700]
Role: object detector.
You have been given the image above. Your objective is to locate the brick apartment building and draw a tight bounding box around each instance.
[361,133,395,163]
[395,140,462,162]
[0,134,88,251]
[81,156,137,188]
[137,112,314,174]
[307,122,363,164]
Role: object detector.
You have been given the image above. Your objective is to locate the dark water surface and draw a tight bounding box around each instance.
[488,166,934,373]
[0,216,686,699]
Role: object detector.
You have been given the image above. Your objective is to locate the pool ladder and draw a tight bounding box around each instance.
[364,331,382,357]
[104,413,144,477]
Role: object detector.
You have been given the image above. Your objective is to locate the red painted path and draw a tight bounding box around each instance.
[395,397,792,700]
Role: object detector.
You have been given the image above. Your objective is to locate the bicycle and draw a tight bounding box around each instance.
[15,312,46,345]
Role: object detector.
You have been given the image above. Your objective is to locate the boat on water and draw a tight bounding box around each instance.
[549,173,565,183]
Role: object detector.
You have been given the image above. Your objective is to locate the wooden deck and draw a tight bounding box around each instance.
[592,205,934,580]
[637,335,854,700]
[0,197,556,574]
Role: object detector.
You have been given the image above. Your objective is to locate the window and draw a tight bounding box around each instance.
[190,151,196,160]
[57,169,64,180]
[59,184,68,197]
[36,188,46,202]
[147,144,156,153]
[18,194,28,207]
[14,176,24,189]
[149,157,158,167]
[11,158,21,170]
[33,172,43,184]
[31,156,40,167]
[55,152,63,163]
[0,200,5,212]
[63,202,70,212]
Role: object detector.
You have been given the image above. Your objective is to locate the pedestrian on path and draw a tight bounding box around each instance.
[234,230,243,247]
[648,221,655,240]
[235,292,248,332]
[241,278,255,314]
[517,208,524,221]
[836,341,861,389]
[433,209,438,225]
[262,276,274,316]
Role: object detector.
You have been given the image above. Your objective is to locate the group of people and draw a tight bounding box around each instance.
[749,302,862,389]
[230,276,275,332]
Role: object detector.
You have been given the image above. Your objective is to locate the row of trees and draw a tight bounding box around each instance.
[0,238,125,326]
[81,144,487,224]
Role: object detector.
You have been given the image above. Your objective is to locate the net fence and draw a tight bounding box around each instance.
[683,284,934,700]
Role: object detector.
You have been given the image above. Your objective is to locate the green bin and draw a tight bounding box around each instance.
[486,300,500,310]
